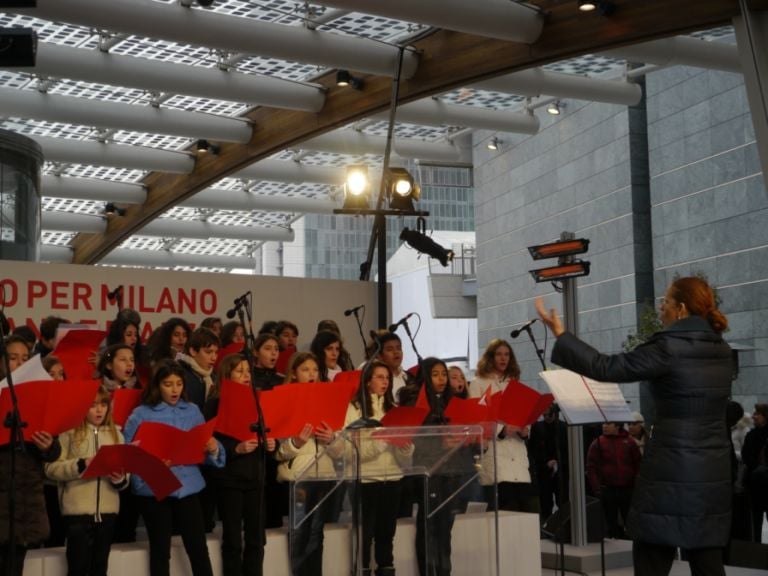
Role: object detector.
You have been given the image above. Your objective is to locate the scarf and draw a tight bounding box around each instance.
[180,353,215,399]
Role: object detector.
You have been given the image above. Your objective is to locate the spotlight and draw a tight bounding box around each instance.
[487,137,500,151]
[343,165,370,210]
[195,139,220,155]
[103,202,126,217]
[400,219,454,267]
[578,0,597,11]
[578,0,616,15]
[546,101,562,116]
[336,69,364,90]
[386,167,420,212]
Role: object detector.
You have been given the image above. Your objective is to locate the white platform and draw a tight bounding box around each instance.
[23,511,540,576]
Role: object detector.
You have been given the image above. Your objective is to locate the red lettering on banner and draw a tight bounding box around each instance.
[100,285,111,310]
[28,280,47,307]
[141,322,154,341]
[73,283,92,310]
[200,290,216,315]
[0,279,18,307]
[156,288,176,314]
[178,289,195,315]
[51,281,68,309]
[138,286,155,313]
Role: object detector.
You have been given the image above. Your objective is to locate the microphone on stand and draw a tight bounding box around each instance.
[388,313,415,333]
[344,305,364,317]
[225,291,251,319]
[510,318,537,339]
[106,285,123,303]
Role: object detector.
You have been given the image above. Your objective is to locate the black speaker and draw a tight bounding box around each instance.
[0,28,37,67]
[542,497,604,543]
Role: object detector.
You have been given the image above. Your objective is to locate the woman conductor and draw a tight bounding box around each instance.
[536,276,732,576]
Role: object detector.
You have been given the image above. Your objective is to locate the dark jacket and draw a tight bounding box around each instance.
[0,440,62,546]
[586,429,641,493]
[552,316,732,549]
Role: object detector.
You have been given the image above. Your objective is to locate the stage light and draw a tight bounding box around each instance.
[386,167,420,212]
[529,261,590,283]
[546,101,562,115]
[578,0,597,11]
[195,139,220,155]
[578,0,616,15]
[487,137,500,151]
[343,165,370,210]
[528,238,590,260]
[336,70,364,90]
[400,226,454,267]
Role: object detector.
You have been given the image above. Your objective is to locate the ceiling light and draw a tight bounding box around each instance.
[343,165,370,210]
[578,0,597,11]
[195,139,220,154]
[546,101,562,115]
[487,137,500,151]
[336,69,364,90]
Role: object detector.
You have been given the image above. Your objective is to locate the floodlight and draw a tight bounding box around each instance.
[343,165,370,210]
[386,167,420,211]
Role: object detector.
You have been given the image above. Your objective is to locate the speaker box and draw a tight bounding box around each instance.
[0,28,37,67]
[542,498,604,543]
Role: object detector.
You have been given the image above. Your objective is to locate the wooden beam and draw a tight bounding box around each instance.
[71,0,744,264]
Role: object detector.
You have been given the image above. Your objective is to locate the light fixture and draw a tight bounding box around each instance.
[336,70,364,90]
[195,139,220,155]
[487,137,500,151]
[530,262,591,283]
[528,238,590,260]
[546,101,562,115]
[578,0,616,15]
[103,202,126,217]
[578,0,597,11]
[386,167,420,212]
[400,217,454,267]
[342,165,370,210]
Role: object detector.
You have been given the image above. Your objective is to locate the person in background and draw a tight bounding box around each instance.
[147,317,191,365]
[258,320,278,336]
[316,320,354,371]
[45,386,129,576]
[370,331,411,403]
[742,403,768,542]
[42,355,66,381]
[537,275,732,576]
[177,328,220,412]
[310,330,343,382]
[275,320,299,375]
[586,422,642,539]
[200,317,223,338]
[11,325,36,352]
[220,321,245,348]
[40,354,68,547]
[34,315,70,358]
[627,412,648,455]
[123,360,225,576]
[447,366,469,399]
[530,403,569,523]
[106,308,149,384]
[283,352,319,384]
[0,335,30,379]
[97,344,138,392]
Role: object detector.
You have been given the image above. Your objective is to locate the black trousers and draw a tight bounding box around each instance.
[416,476,459,576]
[290,482,332,576]
[65,514,116,576]
[632,541,726,576]
[113,490,140,543]
[138,494,213,576]
[44,483,66,547]
[361,481,402,571]
[217,486,264,576]
[600,486,632,539]
[483,482,540,514]
[0,544,27,576]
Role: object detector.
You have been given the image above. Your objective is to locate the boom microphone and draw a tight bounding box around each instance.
[510,318,537,339]
[388,313,415,333]
[225,291,251,319]
[344,305,364,317]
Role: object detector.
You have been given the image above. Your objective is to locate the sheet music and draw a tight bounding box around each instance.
[539,369,633,425]
[0,354,52,389]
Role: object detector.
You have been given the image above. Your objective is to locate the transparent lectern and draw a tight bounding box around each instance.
[289,424,500,576]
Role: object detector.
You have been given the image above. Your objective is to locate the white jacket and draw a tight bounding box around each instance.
[470,375,531,486]
[276,434,345,483]
[45,424,129,518]
[343,396,414,483]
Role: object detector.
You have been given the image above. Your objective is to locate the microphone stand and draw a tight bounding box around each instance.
[346,333,382,430]
[401,318,423,365]
[350,308,367,358]
[521,325,547,372]
[1,317,26,576]
[235,297,271,567]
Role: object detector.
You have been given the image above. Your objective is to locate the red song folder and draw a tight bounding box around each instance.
[52,329,107,381]
[498,380,554,427]
[260,381,351,438]
[111,388,143,427]
[332,370,364,401]
[0,379,101,445]
[83,444,181,501]
[133,418,218,465]
[379,406,429,428]
[214,380,259,442]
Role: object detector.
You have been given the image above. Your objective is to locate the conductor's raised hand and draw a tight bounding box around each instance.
[535,297,565,337]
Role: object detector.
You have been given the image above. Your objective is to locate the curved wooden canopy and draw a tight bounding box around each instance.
[70,0,768,265]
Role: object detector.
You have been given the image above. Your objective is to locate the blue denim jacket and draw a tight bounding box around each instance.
[124,401,225,499]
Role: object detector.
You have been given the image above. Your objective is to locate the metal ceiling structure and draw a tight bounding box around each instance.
[0,0,762,273]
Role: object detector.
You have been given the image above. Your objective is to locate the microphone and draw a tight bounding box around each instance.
[344,305,364,317]
[106,285,123,303]
[225,291,251,319]
[388,313,414,333]
[510,318,537,338]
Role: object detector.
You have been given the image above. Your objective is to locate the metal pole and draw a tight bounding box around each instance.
[561,231,588,547]
[377,213,387,329]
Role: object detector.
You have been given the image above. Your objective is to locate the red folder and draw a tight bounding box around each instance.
[111,388,142,427]
[214,342,246,370]
[332,370,363,401]
[0,380,100,445]
[498,380,554,427]
[275,347,295,376]
[83,444,181,501]
[133,418,218,465]
[380,406,429,427]
[214,380,259,442]
[259,381,350,438]
[52,329,106,381]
